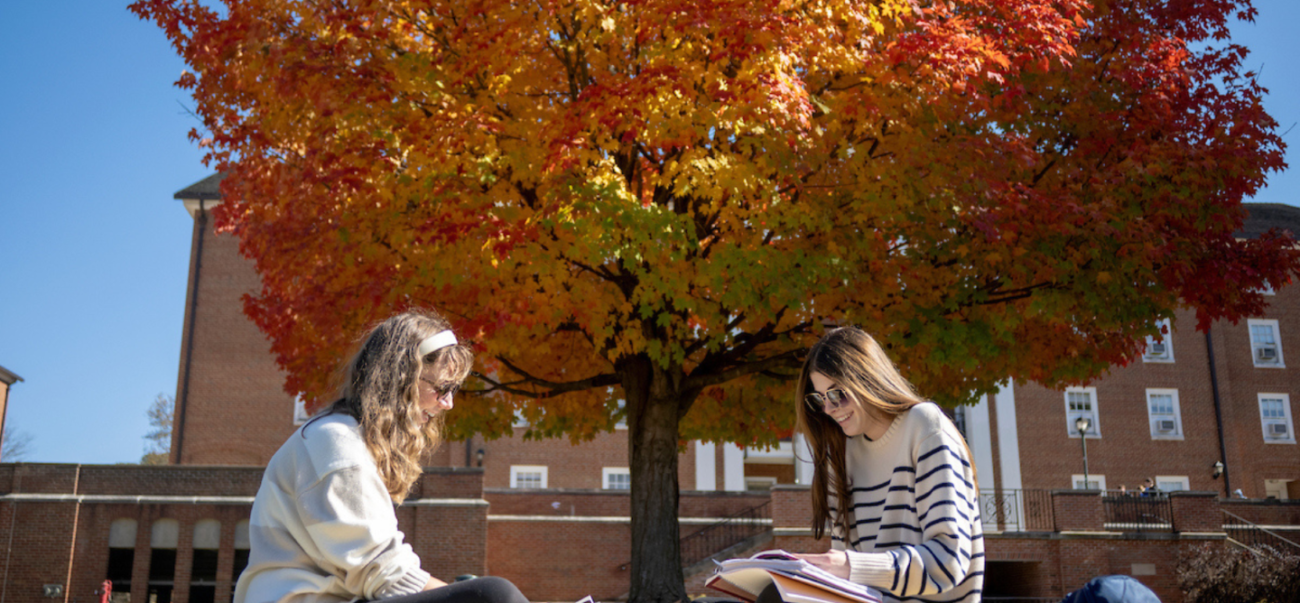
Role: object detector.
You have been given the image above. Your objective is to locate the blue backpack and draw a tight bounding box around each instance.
[1061,575,1161,603]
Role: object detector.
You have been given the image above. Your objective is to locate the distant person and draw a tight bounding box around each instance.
[785,327,983,603]
[234,310,528,603]
[1140,477,1159,497]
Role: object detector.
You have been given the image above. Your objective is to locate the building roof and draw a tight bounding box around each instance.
[173,173,226,201]
[0,364,22,386]
[1238,203,1300,239]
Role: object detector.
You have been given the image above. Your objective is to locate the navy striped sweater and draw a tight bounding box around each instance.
[830,402,983,603]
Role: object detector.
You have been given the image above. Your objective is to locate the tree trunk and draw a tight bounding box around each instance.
[622,355,691,603]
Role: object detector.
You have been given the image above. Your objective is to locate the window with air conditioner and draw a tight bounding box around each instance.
[1258,394,1296,444]
[1065,387,1101,438]
[1249,320,1284,368]
[1143,319,1174,363]
[1146,389,1183,440]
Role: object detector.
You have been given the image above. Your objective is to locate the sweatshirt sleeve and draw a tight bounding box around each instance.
[297,465,431,600]
[845,433,978,597]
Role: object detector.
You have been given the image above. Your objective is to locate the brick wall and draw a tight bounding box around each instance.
[172,207,298,466]
[1220,498,1300,524]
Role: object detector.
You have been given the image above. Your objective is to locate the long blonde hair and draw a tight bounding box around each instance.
[324,309,472,503]
[794,327,928,540]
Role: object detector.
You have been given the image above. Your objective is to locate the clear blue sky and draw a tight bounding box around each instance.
[0,1,1298,464]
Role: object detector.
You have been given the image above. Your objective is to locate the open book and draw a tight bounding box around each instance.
[706,550,882,603]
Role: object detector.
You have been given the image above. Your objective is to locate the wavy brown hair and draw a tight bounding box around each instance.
[795,327,930,540]
[323,309,472,503]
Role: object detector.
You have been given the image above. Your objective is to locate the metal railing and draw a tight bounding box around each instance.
[1222,509,1300,553]
[1102,492,1173,532]
[680,500,772,567]
[980,489,1055,532]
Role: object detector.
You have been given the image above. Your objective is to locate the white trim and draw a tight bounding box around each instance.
[1154,475,1189,492]
[1142,319,1175,363]
[995,381,1023,493]
[1065,387,1101,438]
[744,440,795,464]
[509,465,548,489]
[695,441,717,491]
[293,396,311,426]
[1146,388,1184,440]
[1072,474,1106,490]
[1248,319,1285,368]
[744,476,778,491]
[602,467,631,490]
[793,434,814,486]
[181,198,222,217]
[968,390,996,496]
[723,443,745,492]
[1258,393,1296,444]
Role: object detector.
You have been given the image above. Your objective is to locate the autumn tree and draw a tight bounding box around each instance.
[132,0,1295,600]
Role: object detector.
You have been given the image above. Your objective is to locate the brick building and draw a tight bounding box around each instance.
[960,205,1300,503]
[1,178,1297,603]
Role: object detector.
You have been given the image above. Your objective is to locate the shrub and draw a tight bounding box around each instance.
[1178,542,1300,603]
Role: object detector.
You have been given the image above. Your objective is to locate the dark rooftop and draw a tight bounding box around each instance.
[1238,203,1300,239]
[173,173,226,201]
[0,364,22,386]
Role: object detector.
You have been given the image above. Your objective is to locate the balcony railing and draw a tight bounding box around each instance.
[1222,509,1300,552]
[679,500,772,567]
[1102,492,1173,532]
[980,489,1055,532]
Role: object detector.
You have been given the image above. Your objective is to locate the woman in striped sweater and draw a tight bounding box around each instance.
[787,327,983,603]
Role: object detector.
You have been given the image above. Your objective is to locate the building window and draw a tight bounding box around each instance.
[1264,479,1293,500]
[232,520,250,584]
[1072,474,1106,490]
[1258,394,1296,444]
[149,519,179,603]
[1065,387,1100,438]
[602,467,631,490]
[1248,319,1284,368]
[189,520,220,603]
[510,465,548,489]
[1142,319,1174,363]
[1146,389,1183,440]
[1154,476,1189,492]
[106,518,137,599]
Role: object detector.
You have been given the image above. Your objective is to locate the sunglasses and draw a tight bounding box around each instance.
[420,378,459,399]
[805,388,851,412]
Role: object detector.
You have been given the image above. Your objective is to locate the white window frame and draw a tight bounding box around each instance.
[1071,474,1106,490]
[1142,319,1174,363]
[602,467,631,490]
[1154,476,1189,492]
[1146,388,1184,440]
[1248,319,1285,368]
[1257,281,1276,296]
[1264,479,1292,500]
[1065,387,1101,438]
[1258,393,1296,444]
[509,465,548,489]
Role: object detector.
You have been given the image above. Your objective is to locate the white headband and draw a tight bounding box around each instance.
[417,330,458,357]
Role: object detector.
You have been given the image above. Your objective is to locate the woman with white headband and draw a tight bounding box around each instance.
[236,309,529,603]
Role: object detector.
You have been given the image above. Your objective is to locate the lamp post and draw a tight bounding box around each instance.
[1075,416,1092,490]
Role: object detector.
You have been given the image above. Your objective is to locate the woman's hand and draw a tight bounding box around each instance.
[792,550,850,579]
[423,576,448,591]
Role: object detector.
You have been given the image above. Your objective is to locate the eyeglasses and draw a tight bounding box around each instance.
[805,388,851,412]
[420,378,459,400]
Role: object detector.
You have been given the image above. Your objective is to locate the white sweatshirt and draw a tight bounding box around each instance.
[234,414,431,603]
[831,402,984,603]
